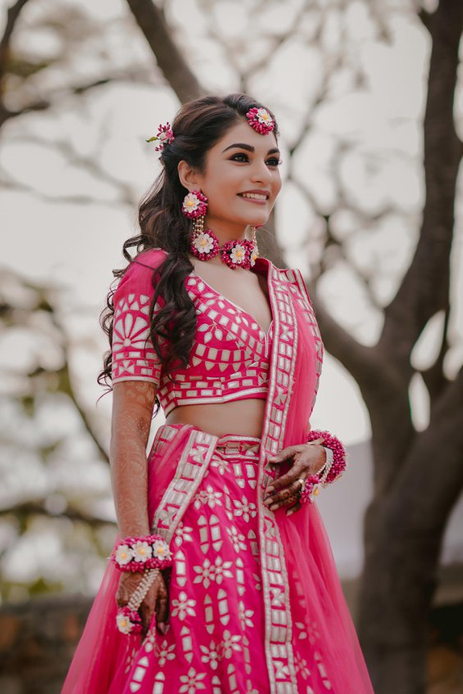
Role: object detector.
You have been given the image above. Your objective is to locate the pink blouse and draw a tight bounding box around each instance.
[111,249,273,415]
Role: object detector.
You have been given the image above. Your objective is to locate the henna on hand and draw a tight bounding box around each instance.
[110,381,157,538]
[116,570,169,636]
[262,443,326,512]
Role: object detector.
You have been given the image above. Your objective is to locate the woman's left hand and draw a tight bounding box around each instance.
[263,440,325,516]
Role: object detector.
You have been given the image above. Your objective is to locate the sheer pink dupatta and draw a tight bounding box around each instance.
[62,427,195,694]
[274,296,375,694]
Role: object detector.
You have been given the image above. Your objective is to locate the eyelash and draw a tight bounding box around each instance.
[230,153,283,167]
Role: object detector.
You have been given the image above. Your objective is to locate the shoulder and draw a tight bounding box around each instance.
[114,247,168,297]
[127,247,168,275]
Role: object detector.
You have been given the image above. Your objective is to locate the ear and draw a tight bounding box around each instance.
[178,160,202,191]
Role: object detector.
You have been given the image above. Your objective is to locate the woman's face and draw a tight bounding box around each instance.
[180,119,282,232]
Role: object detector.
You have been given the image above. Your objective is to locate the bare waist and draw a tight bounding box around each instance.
[164,398,267,439]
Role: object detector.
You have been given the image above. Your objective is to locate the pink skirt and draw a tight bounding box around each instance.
[63,423,375,694]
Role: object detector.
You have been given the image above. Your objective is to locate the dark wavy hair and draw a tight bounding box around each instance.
[98,93,280,403]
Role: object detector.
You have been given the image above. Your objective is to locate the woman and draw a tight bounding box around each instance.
[62,93,375,694]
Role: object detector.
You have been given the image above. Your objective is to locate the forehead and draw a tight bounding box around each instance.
[212,119,278,154]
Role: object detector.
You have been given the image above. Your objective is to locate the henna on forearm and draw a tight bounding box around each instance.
[110,381,157,538]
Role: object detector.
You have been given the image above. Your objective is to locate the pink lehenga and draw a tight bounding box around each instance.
[62,250,375,694]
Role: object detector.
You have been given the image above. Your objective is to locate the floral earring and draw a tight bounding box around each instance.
[182,189,220,261]
[249,225,260,267]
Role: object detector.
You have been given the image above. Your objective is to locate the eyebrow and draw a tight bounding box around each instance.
[222,143,280,155]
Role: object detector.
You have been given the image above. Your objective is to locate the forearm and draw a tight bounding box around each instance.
[110,423,151,538]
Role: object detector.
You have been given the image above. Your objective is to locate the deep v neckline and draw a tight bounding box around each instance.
[189,260,274,337]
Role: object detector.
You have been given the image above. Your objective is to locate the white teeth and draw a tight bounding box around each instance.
[241,193,267,200]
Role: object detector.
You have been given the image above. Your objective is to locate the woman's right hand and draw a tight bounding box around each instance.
[116,570,169,635]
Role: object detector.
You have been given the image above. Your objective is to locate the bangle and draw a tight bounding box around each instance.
[306,430,347,484]
[300,431,347,505]
[111,534,173,573]
[116,569,160,635]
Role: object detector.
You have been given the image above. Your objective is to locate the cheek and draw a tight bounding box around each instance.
[273,174,282,195]
[207,171,242,203]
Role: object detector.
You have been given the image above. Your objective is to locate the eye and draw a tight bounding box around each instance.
[230,153,283,167]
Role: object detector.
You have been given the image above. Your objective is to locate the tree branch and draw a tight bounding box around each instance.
[380,0,463,365]
[0,0,32,86]
[421,307,451,404]
[125,0,206,103]
[0,71,153,129]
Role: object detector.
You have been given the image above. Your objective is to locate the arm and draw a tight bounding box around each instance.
[110,381,156,538]
[111,381,169,635]
[109,252,169,634]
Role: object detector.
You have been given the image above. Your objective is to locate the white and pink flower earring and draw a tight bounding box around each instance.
[182,189,220,261]
[182,189,261,269]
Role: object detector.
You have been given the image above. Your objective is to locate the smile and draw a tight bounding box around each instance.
[238,193,268,204]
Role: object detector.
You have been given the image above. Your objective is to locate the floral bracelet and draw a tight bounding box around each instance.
[301,430,347,504]
[111,534,173,573]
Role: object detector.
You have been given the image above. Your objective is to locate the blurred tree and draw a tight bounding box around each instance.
[0,267,115,599]
[1,1,463,693]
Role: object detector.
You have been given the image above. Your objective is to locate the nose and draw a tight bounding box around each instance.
[250,159,272,185]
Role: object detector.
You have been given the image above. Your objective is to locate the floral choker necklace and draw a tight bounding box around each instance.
[190,228,259,270]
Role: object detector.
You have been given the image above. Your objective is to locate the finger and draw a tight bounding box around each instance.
[267,488,301,512]
[267,445,304,465]
[269,483,303,510]
[155,581,168,621]
[286,501,302,517]
[140,600,155,633]
[307,437,324,446]
[116,587,129,608]
[140,584,156,632]
[264,476,304,507]
[264,462,305,497]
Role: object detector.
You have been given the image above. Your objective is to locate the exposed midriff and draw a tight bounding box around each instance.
[164,397,267,439]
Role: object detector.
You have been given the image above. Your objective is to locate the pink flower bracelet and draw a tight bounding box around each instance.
[300,430,347,505]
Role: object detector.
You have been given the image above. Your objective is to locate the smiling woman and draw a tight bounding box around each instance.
[62,94,375,694]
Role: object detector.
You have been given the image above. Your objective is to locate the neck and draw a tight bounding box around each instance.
[204,217,248,246]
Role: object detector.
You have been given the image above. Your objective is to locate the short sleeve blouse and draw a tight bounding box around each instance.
[111,250,166,387]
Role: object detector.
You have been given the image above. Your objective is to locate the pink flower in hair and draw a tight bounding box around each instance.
[146,122,175,152]
[245,107,275,135]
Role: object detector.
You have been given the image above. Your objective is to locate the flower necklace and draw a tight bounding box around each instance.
[190,228,259,270]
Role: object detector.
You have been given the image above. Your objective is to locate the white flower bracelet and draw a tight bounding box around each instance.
[111,533,173,573]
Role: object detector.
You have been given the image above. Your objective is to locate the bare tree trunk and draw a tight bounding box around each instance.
[354,2,463,691]
[125,0,207,103]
